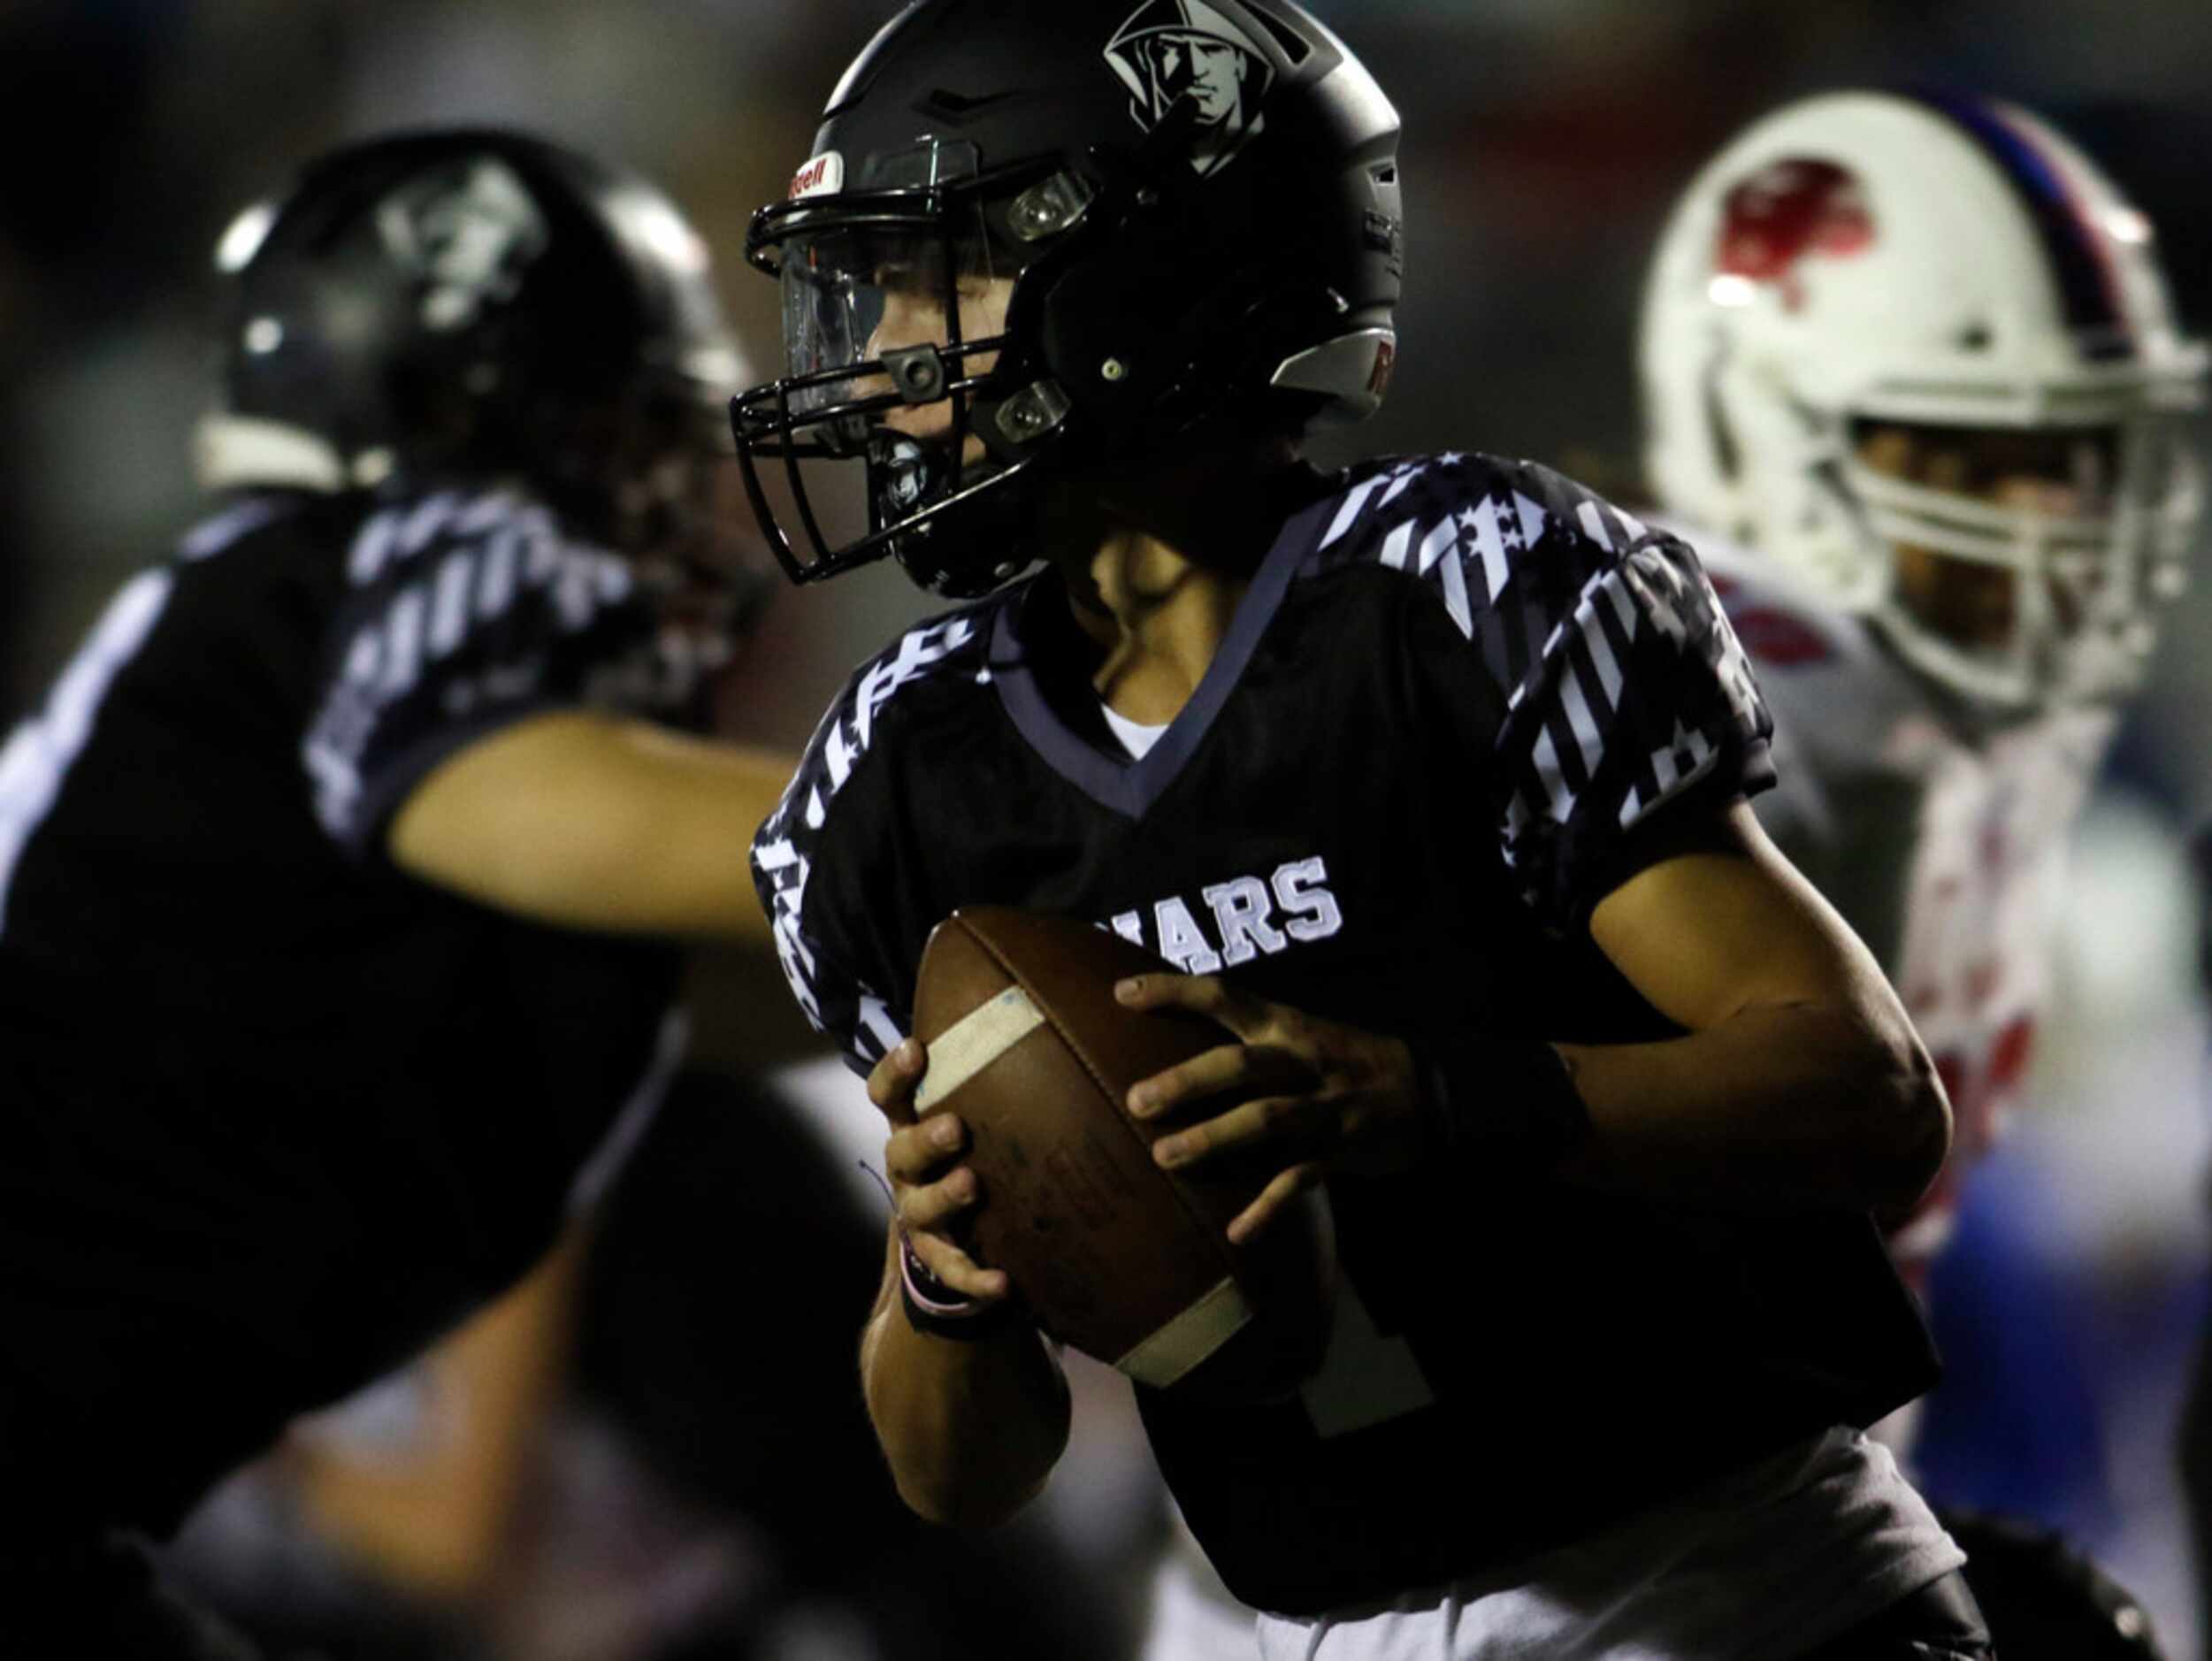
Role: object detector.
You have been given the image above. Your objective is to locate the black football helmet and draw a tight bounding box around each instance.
[198,128,745,561]
[731,0,1403,596]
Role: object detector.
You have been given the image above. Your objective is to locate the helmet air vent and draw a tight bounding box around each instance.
[916,87,1023,123]
[1242,2,1316,65]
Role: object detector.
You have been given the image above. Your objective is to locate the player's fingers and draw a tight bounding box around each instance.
[1125,1041,1310,1120]
[884,1114,968,1184]
[897,1165,982,1234]
[906,1224,1010,1301]
[1114,972,1271,1037]
[1226,1162,1326,1245]
[1152,1093,1314,1170]
[868,1037,928,1126]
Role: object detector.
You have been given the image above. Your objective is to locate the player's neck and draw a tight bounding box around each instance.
[1042,443,1312,725]
[1071,527,1246,725]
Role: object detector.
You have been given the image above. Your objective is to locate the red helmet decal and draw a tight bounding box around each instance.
[1715,158,1873,312]
[1728,604,1832,668]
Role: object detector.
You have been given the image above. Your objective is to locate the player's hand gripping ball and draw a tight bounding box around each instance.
[899,907,1338,1400]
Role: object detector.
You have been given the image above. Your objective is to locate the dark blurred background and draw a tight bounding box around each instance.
[4,0,2211,1655]
[8,0,2209,774]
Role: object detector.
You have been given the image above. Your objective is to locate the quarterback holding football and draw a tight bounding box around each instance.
[739,3,1985,1655]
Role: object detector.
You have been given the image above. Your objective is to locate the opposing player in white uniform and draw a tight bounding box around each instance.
[1637,90,2204,1656]
[1638,89,2203,1289]
[1690,549,2116,1282]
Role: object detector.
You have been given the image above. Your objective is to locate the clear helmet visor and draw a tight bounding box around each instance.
[777,218,1018,420]
[732,140,1092,593]
[758,207,1031,580]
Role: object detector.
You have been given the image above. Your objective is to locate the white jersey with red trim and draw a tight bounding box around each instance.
[1682,524,2115,1274]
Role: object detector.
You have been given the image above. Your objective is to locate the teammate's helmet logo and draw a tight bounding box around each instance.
[1105,0,1275,178]
[1714,158,1874,313]
[375,158,551,333]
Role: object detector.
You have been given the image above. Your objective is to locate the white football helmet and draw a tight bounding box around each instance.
[1641,91,2205,710]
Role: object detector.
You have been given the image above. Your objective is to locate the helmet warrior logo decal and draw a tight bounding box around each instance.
[1104,0,1275,178]
[1715,158,1873,313]
[375,159,551,334]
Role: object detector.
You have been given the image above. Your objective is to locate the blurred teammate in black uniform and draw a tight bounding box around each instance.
[0,129,794,1655]
[733,3,1988,1656]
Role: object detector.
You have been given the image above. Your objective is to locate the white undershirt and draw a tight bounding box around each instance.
[1102,701,1170,760]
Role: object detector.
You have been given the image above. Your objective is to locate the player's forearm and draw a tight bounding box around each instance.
[858,1239,1071,1529]
[390,713,789,942]
[1551,801,1951,1213]
[1552,998,1949,1213]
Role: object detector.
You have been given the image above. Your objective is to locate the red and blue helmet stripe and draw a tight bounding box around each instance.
[1917,91,2136,363]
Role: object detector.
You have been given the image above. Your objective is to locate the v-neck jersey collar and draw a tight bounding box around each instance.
[985,483,1342,820]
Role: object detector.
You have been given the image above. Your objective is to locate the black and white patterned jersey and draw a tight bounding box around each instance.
[0,485,686,1531]
[752,452,1939,1613]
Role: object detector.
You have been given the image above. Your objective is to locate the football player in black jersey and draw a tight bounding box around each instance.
[735,4,1996,1657]
[0,130,795,1655]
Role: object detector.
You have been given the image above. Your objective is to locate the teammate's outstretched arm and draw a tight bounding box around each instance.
[388,710,792,945]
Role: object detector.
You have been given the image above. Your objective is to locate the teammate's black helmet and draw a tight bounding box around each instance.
[731,0,1403,596]
[198,128,743,554]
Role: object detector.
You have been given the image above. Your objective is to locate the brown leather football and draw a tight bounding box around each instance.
[911,906,1336,1400]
